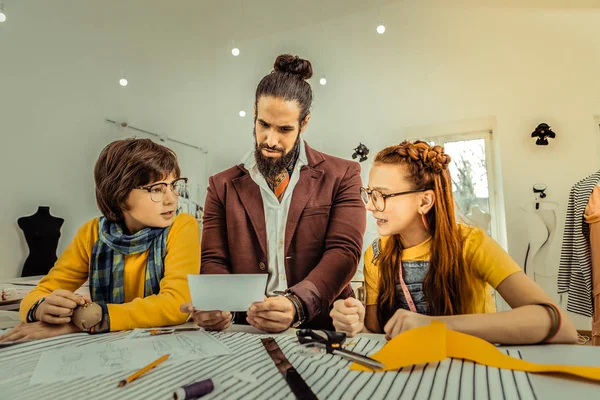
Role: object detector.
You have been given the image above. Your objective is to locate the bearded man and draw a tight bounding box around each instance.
[182,54,366,332]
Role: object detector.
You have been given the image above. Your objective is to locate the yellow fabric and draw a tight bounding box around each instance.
[19,213,201,331]
[351,321,600,383]
[585,186,600,345]
[585,186,600,224]
[364,224,521,313]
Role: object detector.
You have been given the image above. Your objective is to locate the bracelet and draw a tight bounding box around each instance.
[274,291,306,328]
[537,303,562,343]
[27,298,45,322]
[286,293,306,328]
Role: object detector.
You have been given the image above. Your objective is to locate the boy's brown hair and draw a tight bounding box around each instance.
[94,138,180,221]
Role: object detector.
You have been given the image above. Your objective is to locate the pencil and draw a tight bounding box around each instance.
[117,354,169,387]
[150,328,201,336]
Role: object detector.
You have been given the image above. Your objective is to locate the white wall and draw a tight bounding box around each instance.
[0,0,216,279]
[211,2,600,328]
[1,1,599,328]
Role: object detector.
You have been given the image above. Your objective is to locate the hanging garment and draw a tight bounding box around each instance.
[558,171,600,317]
[585,185,600,345]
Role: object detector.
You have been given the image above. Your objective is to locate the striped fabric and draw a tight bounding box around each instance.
[0,331,538,399]
[558,171,600,317]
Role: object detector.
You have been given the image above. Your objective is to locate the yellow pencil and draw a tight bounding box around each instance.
[117,354,169,387]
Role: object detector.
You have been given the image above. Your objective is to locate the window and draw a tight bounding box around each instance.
[418,130,503,308]
[418,131,499,241]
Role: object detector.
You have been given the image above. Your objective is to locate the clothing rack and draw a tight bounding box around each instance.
[104,119,207,153]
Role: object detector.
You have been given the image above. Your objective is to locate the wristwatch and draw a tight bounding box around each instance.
[277,291,306,328]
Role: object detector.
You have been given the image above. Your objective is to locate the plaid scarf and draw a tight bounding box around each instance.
[267,145,301,202]
[89,217,170,304]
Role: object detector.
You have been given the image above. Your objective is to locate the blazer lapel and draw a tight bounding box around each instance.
[285,166,324,254]
[232,173,268,257]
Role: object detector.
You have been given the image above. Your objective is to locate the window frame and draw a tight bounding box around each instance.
[409,130,500,241]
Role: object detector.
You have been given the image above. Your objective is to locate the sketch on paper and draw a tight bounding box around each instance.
[59,353,85,376]
[30,331,231,385]
[99,346,132,371]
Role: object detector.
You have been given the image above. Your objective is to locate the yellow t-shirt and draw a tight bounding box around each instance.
[20,213,201,331]
[364,224,521,314]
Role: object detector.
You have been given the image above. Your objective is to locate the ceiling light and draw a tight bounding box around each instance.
[0,2,6,23]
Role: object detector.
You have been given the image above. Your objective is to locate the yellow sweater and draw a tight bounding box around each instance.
[364,224,521,314]
[19,213,201,331]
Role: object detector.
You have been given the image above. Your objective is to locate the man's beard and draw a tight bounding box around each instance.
[253,128,300,183]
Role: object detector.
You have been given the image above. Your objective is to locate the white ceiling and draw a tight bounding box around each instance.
[201,0,600,43]
[449,0,600,8]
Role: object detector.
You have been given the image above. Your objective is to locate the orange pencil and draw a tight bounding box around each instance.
[117,354,169,388]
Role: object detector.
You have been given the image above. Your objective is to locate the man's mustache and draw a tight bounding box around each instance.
[259,143,285,153]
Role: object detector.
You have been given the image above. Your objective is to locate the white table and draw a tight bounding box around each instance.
[0,276,44,311]
[1,321,599,399]
[0,276,89,312]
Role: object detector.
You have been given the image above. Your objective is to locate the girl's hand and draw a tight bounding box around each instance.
[383,309,433,340]
[330,298,365,337]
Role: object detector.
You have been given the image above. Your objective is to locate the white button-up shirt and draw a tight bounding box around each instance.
[241,141,308,295]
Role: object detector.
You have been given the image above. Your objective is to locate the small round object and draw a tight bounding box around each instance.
[72,302,103,331]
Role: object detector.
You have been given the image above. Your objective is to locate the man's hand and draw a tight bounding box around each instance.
[246,296,296,333]
[180,303,232,331]
[0,322,81,343]
[35,290,87,324]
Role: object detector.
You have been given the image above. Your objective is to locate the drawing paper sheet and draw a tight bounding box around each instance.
[188,274,267,311]
[6,278,41,286]
[29,331,231,385]
[126,327,202,339]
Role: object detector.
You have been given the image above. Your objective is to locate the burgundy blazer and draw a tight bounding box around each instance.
[201,142,366,329]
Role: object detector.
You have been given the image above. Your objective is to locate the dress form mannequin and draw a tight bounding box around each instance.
[521,200,558,286]
[17,206,64,277]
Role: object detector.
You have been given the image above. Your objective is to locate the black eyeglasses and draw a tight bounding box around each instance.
[136,178,188,203]
[360,187,431,212]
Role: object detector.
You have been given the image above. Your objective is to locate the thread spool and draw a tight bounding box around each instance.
[173,378,214,400]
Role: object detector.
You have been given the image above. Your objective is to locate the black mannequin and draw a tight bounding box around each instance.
[17,206,64,277]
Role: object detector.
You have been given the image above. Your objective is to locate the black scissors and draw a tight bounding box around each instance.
[296,329,384,371]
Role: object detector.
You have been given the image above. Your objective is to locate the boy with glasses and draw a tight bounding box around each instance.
[1,138,200,342]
